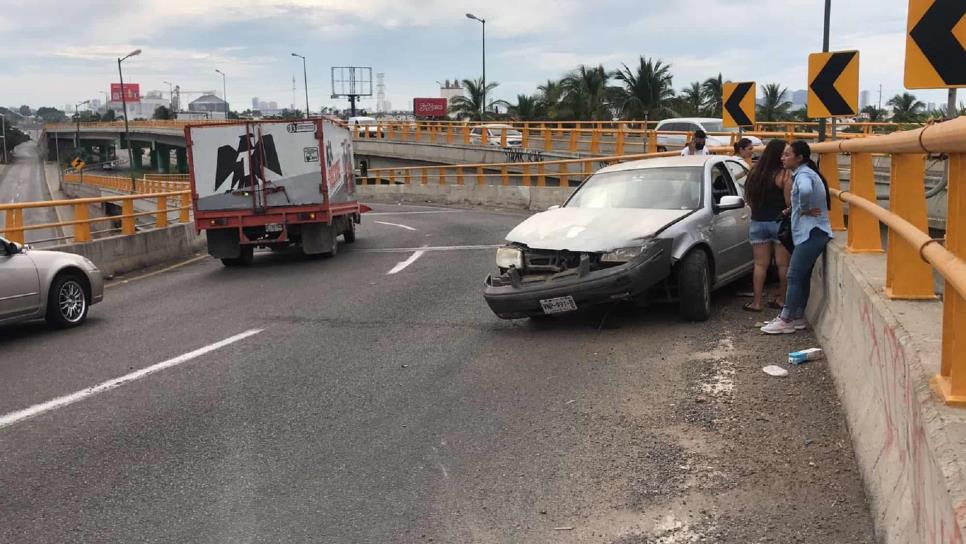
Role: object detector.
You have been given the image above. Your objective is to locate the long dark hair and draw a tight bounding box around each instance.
[789,140,832,211]
[744,139,786,211]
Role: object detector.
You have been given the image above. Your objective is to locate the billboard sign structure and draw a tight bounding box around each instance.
[110,83,140,103]
[413,98,449,118]
[331,66,373,116]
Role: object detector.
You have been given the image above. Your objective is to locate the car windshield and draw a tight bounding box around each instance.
[486,127,521,137]
[566,167,703,210]
[700,121,739,133]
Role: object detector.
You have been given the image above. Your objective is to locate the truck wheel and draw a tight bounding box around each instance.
[343,219,356,244]
[45,273,90,328]
[678,250,711,321]
[221,245,254,267]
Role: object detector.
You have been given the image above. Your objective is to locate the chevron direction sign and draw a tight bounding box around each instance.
[905,0,966,88]
[808,51,859,118]
[722,82,755,128]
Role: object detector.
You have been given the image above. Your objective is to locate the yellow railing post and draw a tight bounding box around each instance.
[521,126,529,149]
[500,128,507,148]
[501,165,509,186]
[646,130,657,154]
[180,193,190,222]
[404,169,413,185]
[73,203,91,242]
[590,130,601,155]
[414,123,422,142]
[446,126,453,145]
[933,153,966,404]
[480,128,488,146]
[568,130,578,153]
[438,167,446,186]
[521,164,531,187]
[615,129,625,156]
[559,162,569,187]
[819,152,846,231]
[456,167,464,186]
[847,153,884,253]
[421,168,428,185]
[463,126,470,145]
[156,195,168,228]
[537,163,546,187]
[4,208,24,244]
[121,199,135,235]
[543,128,553,152]
[885,153,935,300]
[476,166,486,186]
[582,159,592,179]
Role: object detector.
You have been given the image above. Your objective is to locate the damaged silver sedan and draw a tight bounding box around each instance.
[483,156,754,321]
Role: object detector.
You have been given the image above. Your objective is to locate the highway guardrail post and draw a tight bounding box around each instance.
[73,204,91,242]
[885,153,936,300]
[121,199,135,235]
[847,153,884,253]
[934,153,966,405]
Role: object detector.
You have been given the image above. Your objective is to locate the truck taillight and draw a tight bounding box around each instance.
[298,213,317,221]
[208,218,227,226]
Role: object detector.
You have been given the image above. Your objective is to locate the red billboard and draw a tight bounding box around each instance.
[413,97,448,118]
[110,83,141,103]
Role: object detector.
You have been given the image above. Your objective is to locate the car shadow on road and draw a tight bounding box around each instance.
[0,315,108,344]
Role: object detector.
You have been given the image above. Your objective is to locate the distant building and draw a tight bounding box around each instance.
[439,79,464,106]
[105,89,170,120]
[859,90,871,110]
[252,97,260,110]
[189,94,228,119]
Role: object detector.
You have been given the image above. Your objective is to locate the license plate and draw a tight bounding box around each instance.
[540,296,578,315]
[265,223,284,233]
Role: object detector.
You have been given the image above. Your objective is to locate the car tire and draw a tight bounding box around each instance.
[657,146,667,153]
[45,273,90,328]
[343,219,356,244]
[221,245,254,267]
[678,250,711,322]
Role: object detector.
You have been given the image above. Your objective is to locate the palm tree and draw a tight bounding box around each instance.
[509,94,543,121]
[448,78,501,121]
[678,81,704,116]
[757,83,792,122]
[560,65,612,120]
[887,92,925,123]
[702,73,725,117]
[537,79,564,119]
[861,105,886,122]
[614,56,676,121]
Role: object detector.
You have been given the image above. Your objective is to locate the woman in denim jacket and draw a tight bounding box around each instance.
[761,140,833,335]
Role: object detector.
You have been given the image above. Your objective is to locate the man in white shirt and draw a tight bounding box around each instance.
[680,129,710,156]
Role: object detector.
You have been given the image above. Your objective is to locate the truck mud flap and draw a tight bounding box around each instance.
[206,229,241,259]
[301,223,337,256]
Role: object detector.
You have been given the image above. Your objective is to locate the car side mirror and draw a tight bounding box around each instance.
[715,195,745,211]
[3,241,21,255]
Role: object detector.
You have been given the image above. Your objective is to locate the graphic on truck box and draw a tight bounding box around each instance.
[214,134,282,192]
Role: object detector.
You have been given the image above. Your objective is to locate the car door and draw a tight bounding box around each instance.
[724,160,750,195]
[0,240,41,320]
[708,162,752,281]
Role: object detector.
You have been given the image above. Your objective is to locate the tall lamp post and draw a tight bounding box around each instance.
[215,69,228,119]
[817,0,831,142]
[466,13,486,120]
[291,53,310,118]
[118,48,141,190]
[163,80,174,112]
[74,99,90,149]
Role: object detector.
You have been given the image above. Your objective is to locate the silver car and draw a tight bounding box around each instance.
[0,237,104,328]
[483,155,754,321]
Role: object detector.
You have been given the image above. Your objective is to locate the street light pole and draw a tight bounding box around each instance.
[466,13,486,121]
[215,69,228,119]
[163,80,174,111]
[292,53,310,118]
[118,48,141,190]
[818,0,831,142]
[74,99,90,149]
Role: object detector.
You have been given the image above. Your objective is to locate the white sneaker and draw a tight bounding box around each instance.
[761,318,797,335]
[793,318,808,330]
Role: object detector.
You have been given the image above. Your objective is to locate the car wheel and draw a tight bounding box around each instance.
[343,219,356,244]
[657,146,667,153]
[678,250,711,321]
[46,273,90,328]
[221,245,254,267]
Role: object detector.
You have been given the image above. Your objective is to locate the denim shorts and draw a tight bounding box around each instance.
[749,220,780,245]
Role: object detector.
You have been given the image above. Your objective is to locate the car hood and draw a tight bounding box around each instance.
[505,207,692,252]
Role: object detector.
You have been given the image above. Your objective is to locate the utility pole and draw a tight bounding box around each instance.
[118,48,141,191]
[215,69,228,119]
[1,114,7,164]
[466,13,486,120]
[947,89,958,120]
[291,53,310,118]
[74,99,90,149]
[817,0,831,142]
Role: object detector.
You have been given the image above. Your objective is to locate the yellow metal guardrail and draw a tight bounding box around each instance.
[1,173,191,245]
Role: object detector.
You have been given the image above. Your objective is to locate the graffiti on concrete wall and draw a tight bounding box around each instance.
[859,303,964,544]
[502,147,544,163]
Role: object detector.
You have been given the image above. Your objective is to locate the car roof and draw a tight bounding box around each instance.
[656,118,722,125]
[477,123,516,128]
[594,155,724,175]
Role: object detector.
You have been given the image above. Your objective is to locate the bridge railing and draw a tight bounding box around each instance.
[63,172,190,194]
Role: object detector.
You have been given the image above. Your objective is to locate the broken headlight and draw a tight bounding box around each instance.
[496,246,524,269]
[601,238,656,264]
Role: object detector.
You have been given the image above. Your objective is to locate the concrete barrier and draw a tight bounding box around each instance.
[355,183,573,211]
[808,239,966,543]
[50,223,205,277]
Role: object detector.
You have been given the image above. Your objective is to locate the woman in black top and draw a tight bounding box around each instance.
[742,139,792,312]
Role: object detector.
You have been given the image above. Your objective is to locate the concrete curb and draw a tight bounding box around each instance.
[54,223,206,277]
[355,184,573,212]
[808,239,966,543]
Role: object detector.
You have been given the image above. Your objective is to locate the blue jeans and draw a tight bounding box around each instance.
[780,228,830,320]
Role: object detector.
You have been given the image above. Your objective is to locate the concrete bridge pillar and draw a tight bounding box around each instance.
[130,143,144,170]
[149,144,159,171]
[175,147,188,174]
[157,144,171,174]
[98,144,109,163]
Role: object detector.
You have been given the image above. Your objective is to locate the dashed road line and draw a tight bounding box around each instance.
[387,249,426,275]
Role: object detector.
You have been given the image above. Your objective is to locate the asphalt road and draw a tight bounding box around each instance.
[0,139,61,244]
[0,202,874,543]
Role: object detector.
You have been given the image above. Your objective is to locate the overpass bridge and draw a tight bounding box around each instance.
[3,117,965,543]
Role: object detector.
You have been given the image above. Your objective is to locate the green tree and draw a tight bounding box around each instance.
[537,79,564,119]
[613,56,676,120]
[887,92,925,123]
[35,106,68,123]
[509,94,544,121]
[560,64,613,120]
[757,83,793,122]
[102,109,117,122]
[18,105,31,117]
[448,78,501,121]
[701,73,725,117]
[153,106,173,120]
[678,81,705,117]
[0,123,29,160]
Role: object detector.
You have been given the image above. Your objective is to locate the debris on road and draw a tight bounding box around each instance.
[762,365,789,377]
[789,348,824,365]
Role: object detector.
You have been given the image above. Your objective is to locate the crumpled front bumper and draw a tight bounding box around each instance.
[482,239,672,319]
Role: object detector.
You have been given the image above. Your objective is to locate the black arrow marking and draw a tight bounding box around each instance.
[724,82,753,126]
[910,0,966,85]
[810,52,855,116]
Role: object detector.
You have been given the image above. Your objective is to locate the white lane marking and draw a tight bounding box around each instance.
[357,244,501,254]
[0,329,264,430]
[373,220,417,231]
[367,210,461,216]
[387,250,425,275]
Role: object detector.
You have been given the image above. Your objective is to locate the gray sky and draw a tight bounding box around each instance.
[0,0,954,112]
